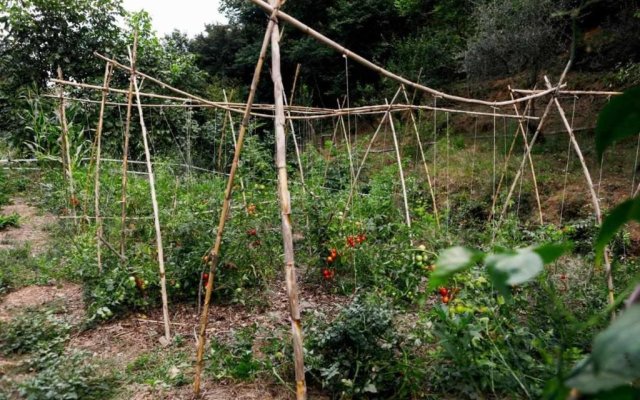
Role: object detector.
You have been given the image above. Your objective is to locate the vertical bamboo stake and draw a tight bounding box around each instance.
[193,1,284,395]
[343,88,402,216]
[94,62,112,273]
[488,94,540,223]
[543,76,615,311]
[271,18,307,400]
[337,101,356,182]
[222,89,248,213]
[283,93,306,191]
[217,100,229,171]
[131,63,171,342]
[401,85,439,228]
[121,34,138,257]
[498,98,555,223]
[56,67,76,224]
[387,100,411,229]
[508,87,543,224]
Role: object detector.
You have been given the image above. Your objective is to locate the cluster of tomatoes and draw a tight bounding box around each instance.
[322,268,335,280]
[246,203,257,216]
[346,233,366,248]
[322,248,339,280]
[438,287,451,304]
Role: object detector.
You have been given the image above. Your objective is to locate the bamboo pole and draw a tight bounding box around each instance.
[46,90,543,121]
[222,90,249,213]
[401,85,439,228]
[508,87,543,224]
[283,92,306,191]
[56,67,76,224]
[249,0,562,107]
[498,98,555,223]
[270,16,307,399]
[217,96,230,171]
[131,59,172,342]
[337,101,356,182]
[488,93,542,224]
[121,35,138,258]
[512,89,622,96]
[94,62,113,273]
[543,76,615,311]
[193,1,284,394]
[387,100,412,229]
[343,88,402,216]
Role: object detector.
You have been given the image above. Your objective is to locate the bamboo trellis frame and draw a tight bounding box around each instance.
[38,1,637,395]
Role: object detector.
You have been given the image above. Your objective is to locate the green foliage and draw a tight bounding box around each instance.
[127,346,191,387]
[18,350,112,400]
[596,86,640,159]
[307,295,414,397]
[0,0,125,91]
[0,308,69,355]
[208,326,262,380]
[464,0,561,80]
[566,304,640,394]
[431,243,568,296]
[0,213,19,230]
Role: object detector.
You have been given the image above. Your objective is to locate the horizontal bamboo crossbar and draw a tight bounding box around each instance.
[249,0,561,107]
[511,88,622,96]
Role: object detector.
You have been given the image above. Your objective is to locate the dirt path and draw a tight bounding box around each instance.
[0,197,55,254]
[0,197,336,399]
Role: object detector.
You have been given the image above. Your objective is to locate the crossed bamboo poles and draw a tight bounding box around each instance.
[51,1,625,397]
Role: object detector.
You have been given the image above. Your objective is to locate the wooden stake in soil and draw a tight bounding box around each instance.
[401,85,439,228]
[56,67,77,224]
[508,88,543,224]
[387,100,412,230]
[131,61,172,342]
[270,17,308,399]
[498,98,555,224]
[94,62,113,273]
[121,34,138,258]
[222,90,249,213]
[193,1,284,395]
[343,88,402,216]
[543,76,615,312]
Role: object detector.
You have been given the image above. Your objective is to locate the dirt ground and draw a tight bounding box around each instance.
[0,195,339,398]
[0,198,55,254]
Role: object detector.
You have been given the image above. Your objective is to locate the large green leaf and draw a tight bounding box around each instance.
[429,246,482,290]
[595,86,640,160]
[486,248,542,296]
[533,243,571,264]
[486,244,568,296]
[595,198,640,262]
[566,305,640,394]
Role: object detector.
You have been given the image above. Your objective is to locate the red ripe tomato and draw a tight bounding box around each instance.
[442,296,450,304]
[202,272,209,281]
[438,287,448,296]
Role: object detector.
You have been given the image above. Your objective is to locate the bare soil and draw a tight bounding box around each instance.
[0,198,55,254]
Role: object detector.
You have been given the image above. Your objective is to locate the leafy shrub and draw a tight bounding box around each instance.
[0,308,69,355]
[207,326,262,380]
[18,350,112,400]
[0,213,20,230]
[307,295,409,397]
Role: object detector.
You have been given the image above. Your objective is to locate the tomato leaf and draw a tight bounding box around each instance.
[533,242,570,264]
[486,248,543,296]
[595,86,640,160]
[595,198,640,263]
[566,304,640,394]
[429,246,483,290]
